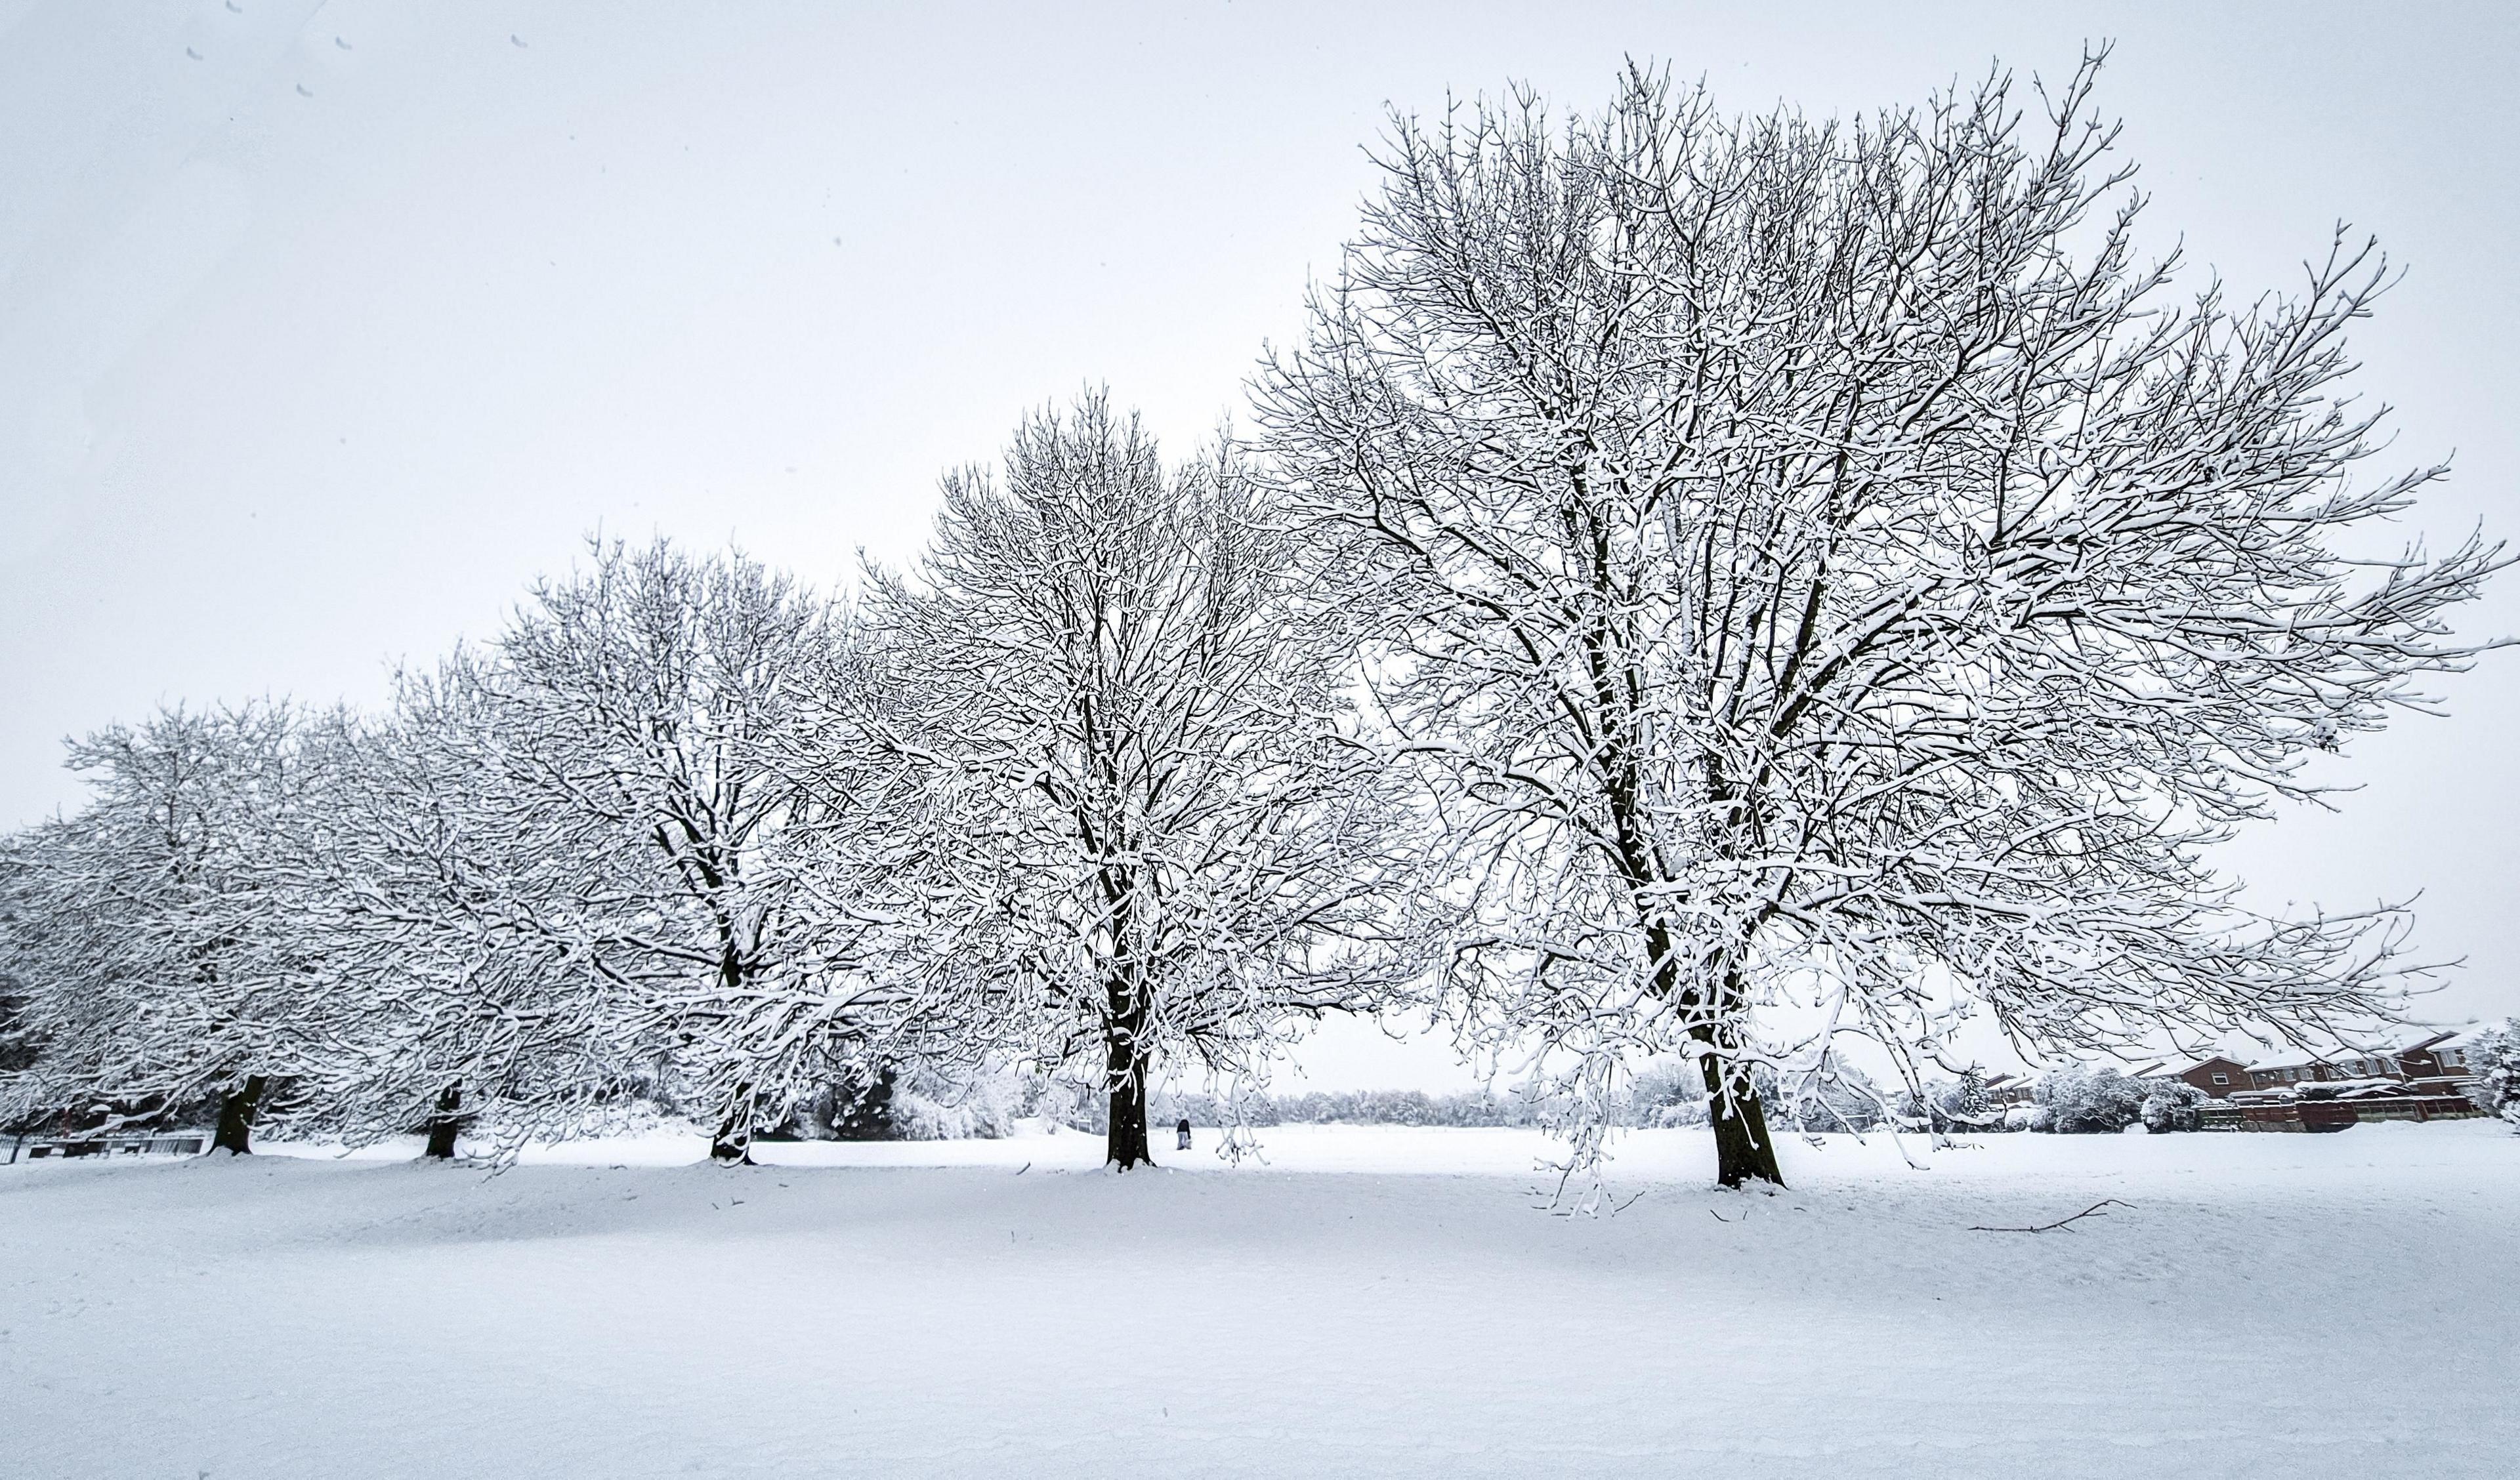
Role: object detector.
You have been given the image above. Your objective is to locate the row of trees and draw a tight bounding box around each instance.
[0,401,1400,1174]
[3,56,2500,1186]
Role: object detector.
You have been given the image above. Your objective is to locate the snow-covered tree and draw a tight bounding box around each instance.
[1953,1067,1994,1124]
[484,540,976,1161]
[2036,1065,2145,1134]
[2140,1078,2207,1133]
[248,664,631,1159]
[866,393,1411,1168]
[1253,56,2502,1186]
[291,541,957,1163]
[2461,1022,2520,1128]
[0,701,326,1151]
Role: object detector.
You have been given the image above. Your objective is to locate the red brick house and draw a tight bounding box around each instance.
[2244,1031,2466,1094]
[2160,1056,2252,1098]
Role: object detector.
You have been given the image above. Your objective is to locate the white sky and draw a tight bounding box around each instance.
[5,1,2515,1090]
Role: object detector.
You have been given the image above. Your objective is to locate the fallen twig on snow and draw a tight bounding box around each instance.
[1969,1199,2133,1233]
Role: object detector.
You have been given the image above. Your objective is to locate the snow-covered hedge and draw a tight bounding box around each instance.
[1156,1087,1542,1130]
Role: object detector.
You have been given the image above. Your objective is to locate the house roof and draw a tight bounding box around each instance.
[2160,1054,2249,1076]
[2356,1029,2456,1055]
[2436,1020,2510,1052]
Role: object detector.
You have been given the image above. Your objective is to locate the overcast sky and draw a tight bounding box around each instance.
[4,1,2513,1087]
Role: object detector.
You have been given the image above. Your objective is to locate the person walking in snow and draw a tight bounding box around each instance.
[1175,1117,1192,1152]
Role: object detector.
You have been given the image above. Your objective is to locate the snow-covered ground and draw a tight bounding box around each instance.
[4,1122,2513,1479]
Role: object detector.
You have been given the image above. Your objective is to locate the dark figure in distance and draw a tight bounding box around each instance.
[1175,1117,1192,1152]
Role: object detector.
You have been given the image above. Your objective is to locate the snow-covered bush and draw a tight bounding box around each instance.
[2140,1080,2207,1133]
[2004,1104,2051,1132]
[774,1071,896,1141]
[892,1082,1023,1141]
[1618,1059,1706,1127]
[1654,1099,1713,1128]
[770,1062,1045,1141]
[2037,1067,2147,1134]
[1763,1061,1887,1133]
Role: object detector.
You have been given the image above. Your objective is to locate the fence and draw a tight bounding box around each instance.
[5,1132,209,1164]
[2198,1096,2484,1134]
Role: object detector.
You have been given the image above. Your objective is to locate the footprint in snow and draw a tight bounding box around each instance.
[295,82,312,96]
[511,33,528,47]
[224,0,240,9]
[334,36,351,50]
[186,47,202,60]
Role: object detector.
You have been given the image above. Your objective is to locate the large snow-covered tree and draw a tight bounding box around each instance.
[0,701,327,1152]
[250,662,626,1159]
[1255,57,2503,1185]
[868,394,1408,1168]
[293,540,955,1163]
[474,539,960,1161]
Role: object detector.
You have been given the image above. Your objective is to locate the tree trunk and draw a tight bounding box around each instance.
[1104,1025,1153,1171]
[1698,1050,1784,1189]
[1640,907,1786,1189]
[211,1075,268,1156]
[711,1086,755,1166]
[1615,771,1785,1189]
[422,1084,463,1160]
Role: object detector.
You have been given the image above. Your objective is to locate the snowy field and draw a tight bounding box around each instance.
[3,1122,2515,1479]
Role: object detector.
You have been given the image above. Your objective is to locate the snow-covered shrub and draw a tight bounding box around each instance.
[776,1071,898,1141]
[2004,1104,2051,1132]
[1761,1061,1887,1133]
[2037,1067,2146,1134]
[1618,1059,1706,1127]
[869,1063,1022,1140]
[1050,1080,1109,1136]
[775,1063,1045,1141]
[2140,1080,2206,1133]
